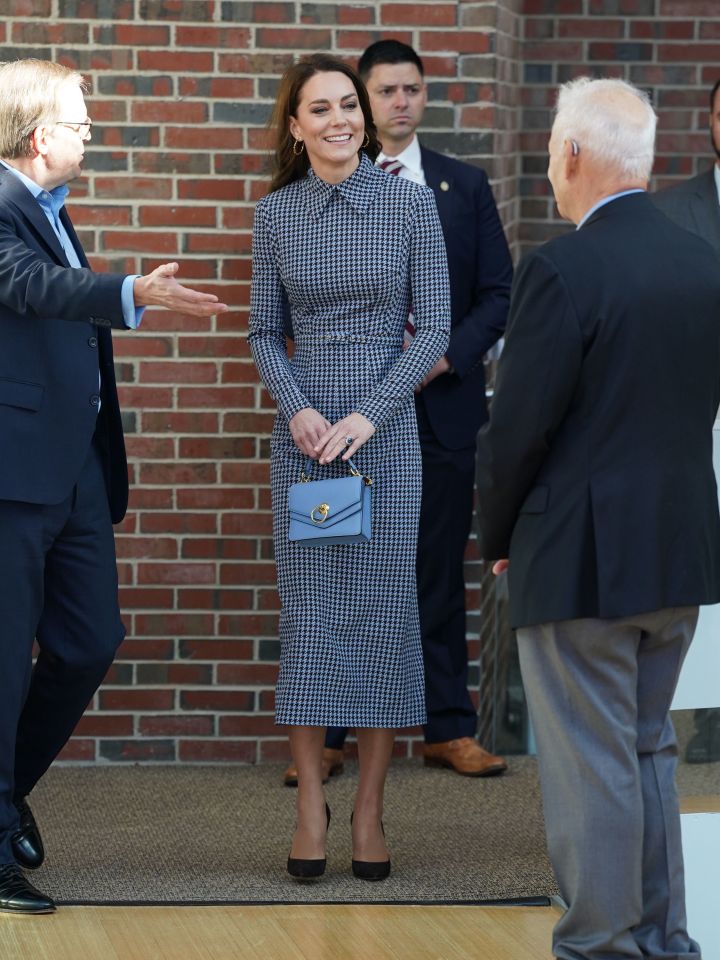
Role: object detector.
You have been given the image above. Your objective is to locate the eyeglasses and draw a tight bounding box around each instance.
[55,118,93,139]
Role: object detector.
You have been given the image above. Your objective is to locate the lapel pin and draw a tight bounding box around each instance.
[440,180,450,191]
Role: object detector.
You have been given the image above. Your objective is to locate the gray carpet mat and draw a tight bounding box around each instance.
[28,757,559,905]
[26,755,715,905]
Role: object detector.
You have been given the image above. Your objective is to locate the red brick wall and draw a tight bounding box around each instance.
[5,1,713,763]
[519,0,720,254]
[1,0,504,764]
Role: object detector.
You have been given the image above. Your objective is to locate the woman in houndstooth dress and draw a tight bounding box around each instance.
[249,55,450,879]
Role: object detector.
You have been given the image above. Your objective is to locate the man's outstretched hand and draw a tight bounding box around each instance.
[133,262,229,317]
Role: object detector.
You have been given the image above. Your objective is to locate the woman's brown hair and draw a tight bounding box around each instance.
[268,54,380,194]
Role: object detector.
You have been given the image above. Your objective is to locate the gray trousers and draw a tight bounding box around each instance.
[517,607,702,960]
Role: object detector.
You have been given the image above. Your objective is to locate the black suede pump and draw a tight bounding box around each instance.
[287,803,331,880]
[350,812,391,881]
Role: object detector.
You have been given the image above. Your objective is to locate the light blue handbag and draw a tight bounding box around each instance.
[288,456,373,546]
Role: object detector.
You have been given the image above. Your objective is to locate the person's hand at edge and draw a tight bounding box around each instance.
[415,355,452,393]
[492,559,509,575]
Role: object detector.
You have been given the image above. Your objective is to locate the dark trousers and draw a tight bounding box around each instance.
[326,396,477,748]
[0,439,125,864]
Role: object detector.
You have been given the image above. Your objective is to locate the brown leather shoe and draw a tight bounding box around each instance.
[283,747,345,787]
[423,737,507,777]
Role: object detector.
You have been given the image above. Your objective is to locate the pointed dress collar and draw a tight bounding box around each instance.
[300,152,383,220]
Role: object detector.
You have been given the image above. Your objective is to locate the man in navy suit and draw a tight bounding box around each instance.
[0,59,226,914]
[652,78,720,261]
[283,40,513,785]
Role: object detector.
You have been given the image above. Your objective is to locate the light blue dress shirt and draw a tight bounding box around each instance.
[0,160,143,328]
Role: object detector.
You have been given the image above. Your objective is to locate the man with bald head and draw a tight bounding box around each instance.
[476,77,720,960]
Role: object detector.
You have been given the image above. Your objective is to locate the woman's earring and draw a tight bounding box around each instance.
[361,132,370,148]
[292,138,305,156]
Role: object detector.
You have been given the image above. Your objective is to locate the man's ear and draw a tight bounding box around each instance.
[564,137,580,176]
[29,125,48,159]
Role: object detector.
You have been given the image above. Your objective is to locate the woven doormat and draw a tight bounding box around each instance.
[28,757,558,905]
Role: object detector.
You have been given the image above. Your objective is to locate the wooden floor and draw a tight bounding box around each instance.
[680,795,720,814]
[0,903,560,960]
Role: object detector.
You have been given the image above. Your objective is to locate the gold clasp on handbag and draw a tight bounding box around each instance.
[349,465,373,486]
[310,503,330,524]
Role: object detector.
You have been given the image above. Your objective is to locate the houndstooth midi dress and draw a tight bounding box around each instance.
[249,153,451,728]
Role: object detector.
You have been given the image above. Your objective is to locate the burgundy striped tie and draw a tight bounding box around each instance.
[379,157,404,176]
[378,158,415,340]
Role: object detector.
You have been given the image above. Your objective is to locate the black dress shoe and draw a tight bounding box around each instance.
[0,863,55,914]
[287,803,331,880]
[11,797,45,870]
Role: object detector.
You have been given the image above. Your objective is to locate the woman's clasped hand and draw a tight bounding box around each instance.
[289,409,376,463]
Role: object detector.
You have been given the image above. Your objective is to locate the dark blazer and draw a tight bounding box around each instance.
[476,192,720,628]
[0,169,129,522]
[652,167,720,256]
[419,145,513,450]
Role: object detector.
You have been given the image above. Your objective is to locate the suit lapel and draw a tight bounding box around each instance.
[0,170,72,267]
[690,169,720,252]
[419,145,454,231]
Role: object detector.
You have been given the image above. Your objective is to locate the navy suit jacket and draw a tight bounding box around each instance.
[418,145,513,449]
[0,168,129,522]
[476,193,720,628]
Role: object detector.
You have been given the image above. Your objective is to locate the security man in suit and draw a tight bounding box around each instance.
[653,78,720,766]
[476,77,720,960]
[0,59,227,914]
[283,39,513,785]
[653,78,720,259]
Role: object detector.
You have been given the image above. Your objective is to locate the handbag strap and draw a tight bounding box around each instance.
[301,456,361,480]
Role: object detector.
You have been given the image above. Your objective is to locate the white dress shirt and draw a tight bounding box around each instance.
[377,135,426,186]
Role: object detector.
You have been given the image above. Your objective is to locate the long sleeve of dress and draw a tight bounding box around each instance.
[355,187,451,430]
[248,199,311,423]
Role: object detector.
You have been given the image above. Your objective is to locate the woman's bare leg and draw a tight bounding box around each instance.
[287,725,329,859]
[352,728,395,861]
